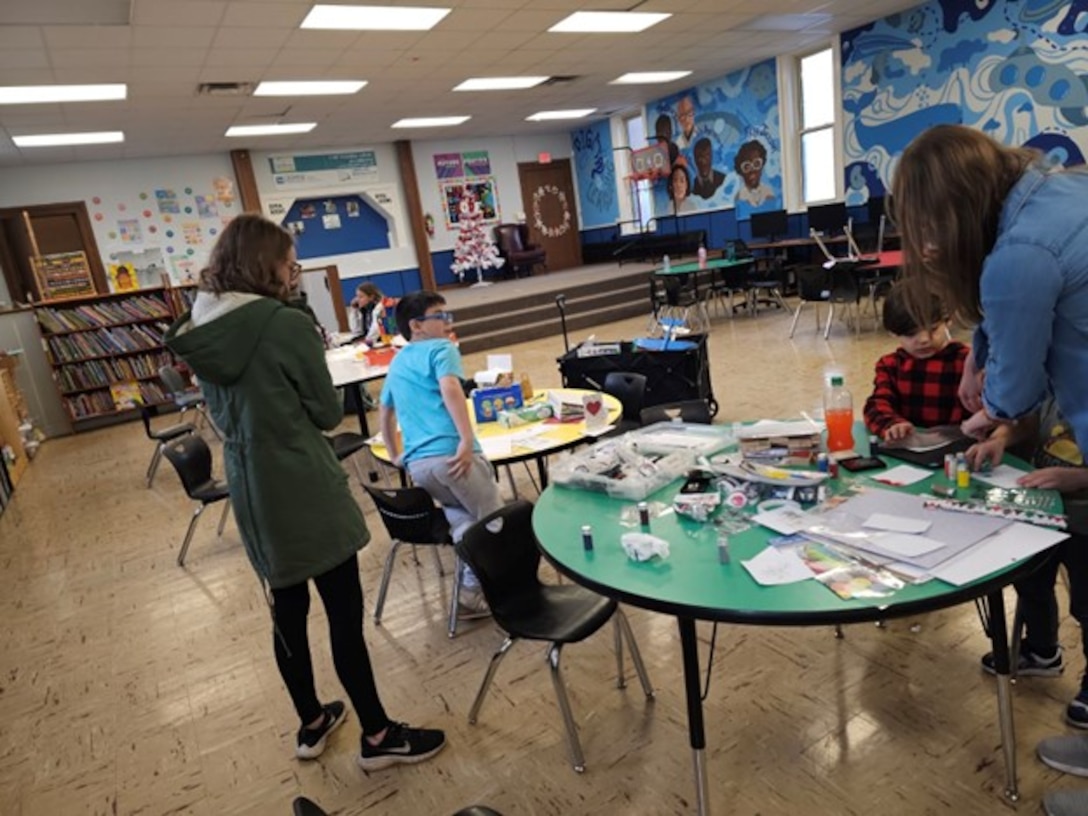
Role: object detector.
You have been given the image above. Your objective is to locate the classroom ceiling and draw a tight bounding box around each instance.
[0,0,923,168]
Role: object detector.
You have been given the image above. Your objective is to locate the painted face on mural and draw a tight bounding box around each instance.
[734,141,768,191]
[676,96,696,141]
[694,141,713,178]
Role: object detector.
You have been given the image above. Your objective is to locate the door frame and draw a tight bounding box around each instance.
[0,201,107,301]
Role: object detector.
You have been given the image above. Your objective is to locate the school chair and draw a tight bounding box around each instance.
[639,399,712,425]
[138,401,197,488]
[601,371,647,435]
[158,364,221,439]
[789,265,832,338]
[161,435,232,567]
[456,500,654,773]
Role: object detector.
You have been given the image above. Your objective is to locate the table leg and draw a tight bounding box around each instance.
[537,455,549,490]
[678,617,710,816]
[985,588,1020,802]
[348,382,370,436]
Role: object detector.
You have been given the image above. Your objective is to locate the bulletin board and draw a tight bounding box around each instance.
[32,251,97,300]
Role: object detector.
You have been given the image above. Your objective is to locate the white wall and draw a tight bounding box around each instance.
[0,154,240,287]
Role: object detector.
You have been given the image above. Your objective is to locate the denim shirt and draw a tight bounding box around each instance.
[974,165,1088,447]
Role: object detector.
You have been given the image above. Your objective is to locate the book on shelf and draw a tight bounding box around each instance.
[109,381,142,409]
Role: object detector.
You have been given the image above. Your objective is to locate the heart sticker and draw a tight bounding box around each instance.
[586,399,603,416]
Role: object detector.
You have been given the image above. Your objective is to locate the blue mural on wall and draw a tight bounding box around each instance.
[571,120,619,229]
[280,194,391,261]
[646,59,781,220]
[842,0,1088,204]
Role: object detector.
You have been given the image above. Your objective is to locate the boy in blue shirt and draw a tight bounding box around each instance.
[378,291,502,618]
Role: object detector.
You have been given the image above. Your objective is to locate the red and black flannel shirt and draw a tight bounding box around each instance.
[863,341,970,437]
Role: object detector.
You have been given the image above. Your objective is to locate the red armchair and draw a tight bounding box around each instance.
[494,223,547,278]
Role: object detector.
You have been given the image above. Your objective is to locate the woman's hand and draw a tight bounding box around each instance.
[883,421,913,441]
[966,437,1005,472]
[1018,467,1088,492]
[447,441,474,480]
[961,409,996,440]
[959,355,985,412]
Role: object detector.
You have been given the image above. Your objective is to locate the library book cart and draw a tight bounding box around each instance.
[33,286,195,431]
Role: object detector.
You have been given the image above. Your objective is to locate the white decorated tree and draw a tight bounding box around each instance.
[450,189,504,286]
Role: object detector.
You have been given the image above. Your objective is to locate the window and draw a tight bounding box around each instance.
[779,43,842,210]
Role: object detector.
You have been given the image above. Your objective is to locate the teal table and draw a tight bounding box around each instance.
[652,256,755,276]
[532,429,1055,814]
[651,257,756,325]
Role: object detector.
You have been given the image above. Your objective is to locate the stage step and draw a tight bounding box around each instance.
[453,271,652,355]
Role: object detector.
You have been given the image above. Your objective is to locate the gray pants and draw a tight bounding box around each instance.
[407,453,504,590]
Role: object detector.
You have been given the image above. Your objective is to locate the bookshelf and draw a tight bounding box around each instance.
[33,286,194,429]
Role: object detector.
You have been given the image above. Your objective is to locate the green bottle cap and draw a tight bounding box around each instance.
[830,375,844,387]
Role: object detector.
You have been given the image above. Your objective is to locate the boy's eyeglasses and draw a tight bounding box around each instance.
[418,311,454,323]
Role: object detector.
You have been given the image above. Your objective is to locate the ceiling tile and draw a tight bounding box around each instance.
[133,0,226,27]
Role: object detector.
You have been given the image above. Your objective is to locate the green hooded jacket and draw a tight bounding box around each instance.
[164,292,368,588]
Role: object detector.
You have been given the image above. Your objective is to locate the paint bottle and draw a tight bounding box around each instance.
[698,244,707,270]
[663,254,671,274]
[581,525,594,552]
[957,461,970,489]
[638,502,651,527]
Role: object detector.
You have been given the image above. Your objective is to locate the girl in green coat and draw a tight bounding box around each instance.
[165,214,444,770]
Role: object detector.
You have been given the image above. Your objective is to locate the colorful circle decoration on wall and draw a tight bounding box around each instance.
[166,246,174,254]
[139,192,148,200]
[184,206,192,214]
[209,228,217,236]
[108,232,117,239]
[187,248,194,256]
[92,196,101,205]
[149,225,157,234]
[118,203,126,211]
[165,230,174,238]
[184,187,192,195]
[531,185,572,239]
[164,215,172,223]
[94,213,104,221]
[143,209,152,218]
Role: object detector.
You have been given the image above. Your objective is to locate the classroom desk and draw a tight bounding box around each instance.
[531,430,1057,814]
[748,234,850,253]
[369,389,622,488]
[652,257,756,321]
[325,346,391,435]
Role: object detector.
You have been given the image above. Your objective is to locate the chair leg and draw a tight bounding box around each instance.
[469,636,516,724]
[503,465,519,500]
[373,540,403,625]
[789,302,805,338]
[547,643,587,773]
[616,610,654,698]
[824,304,835,340]
[146,445,163,488]
[447,554,463,639]
[216,499,231,535]
[1010,596,1024,682]
[177,503,206,567]
[431,544,445,578]
[613,614,625,688]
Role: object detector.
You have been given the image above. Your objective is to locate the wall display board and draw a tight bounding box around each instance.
[32,251,97,300]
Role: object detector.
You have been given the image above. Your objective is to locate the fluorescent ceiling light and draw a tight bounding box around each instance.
[13,131,124,147]
[225,123,317,137]
[611,71,691,85]
[453,77,549,92]
[254,80,367,96]
[526,109,596,122]
[301,4,451,30]
[391,116,470,128]
[0,84,126,104]
[548,11,670,33]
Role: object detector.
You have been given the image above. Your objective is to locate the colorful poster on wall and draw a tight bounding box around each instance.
[117,219,143,243]
[647,59,780,219]
[462,151,491,177]
[571,120,619,229]
[32,252,96,300]
[434,153,464,179]
[195,195,218,219]
[323,213,341,230]
[212,176,235,205]
[109,263,139,292]
[182,223,202,245]
[170,257,198,286]
[155,189,180,214]
[441,178,500,227]
[268,150,379,189]
[108,247,167,289]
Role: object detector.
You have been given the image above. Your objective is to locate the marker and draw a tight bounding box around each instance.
[581,525,594,551]
[717,534,731,564]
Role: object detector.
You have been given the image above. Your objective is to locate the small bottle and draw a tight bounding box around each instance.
[519,372,533,401]
[816,452,829,473]
[581,525,594,552]
[697,244,707,270]
[823,375,855,453]
[717,533,731,564]
[663,254,671,274]
[637,501,650,527]
[957,461,971,489]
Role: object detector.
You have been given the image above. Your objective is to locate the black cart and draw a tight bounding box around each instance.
[556,334,717,417]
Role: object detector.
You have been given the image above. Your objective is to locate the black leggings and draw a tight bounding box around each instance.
[1017,532,1088,665]
[270,554,390,736]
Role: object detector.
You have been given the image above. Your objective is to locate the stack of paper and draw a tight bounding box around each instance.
[738,419,823,462]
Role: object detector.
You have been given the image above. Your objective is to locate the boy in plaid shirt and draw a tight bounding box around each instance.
[863,282,970,440]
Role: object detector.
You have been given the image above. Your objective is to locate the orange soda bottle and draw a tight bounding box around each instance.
[823,375,855,453]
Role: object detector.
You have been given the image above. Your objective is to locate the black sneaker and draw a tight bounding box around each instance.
[981,646,1063,677]
[296,701,347,759]
[357,721,446,771]
[1068,679,1088,729]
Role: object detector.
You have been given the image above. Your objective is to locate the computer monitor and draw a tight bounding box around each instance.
[749,209,788,242]
[807,202,847,235]
[867,195,887,224]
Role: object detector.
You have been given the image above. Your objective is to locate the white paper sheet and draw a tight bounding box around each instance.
[752,505,811,535]
[931,522,1068,586]
[738,419,822,439]
[487,353,513,372]
[972,464,1030,490]
[864,513,932,534]
[741,546,815,585]
[873,532,946,557]
[480,437,513,457]
[872,464,933,487]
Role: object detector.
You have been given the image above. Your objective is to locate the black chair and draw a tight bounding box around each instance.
[161,435,232,567]
[292,798,504,816]
[326,432,369,483]
[825,265,865,338]
[494,223,547,278]
[639,399,712,425]
[139,401,197,488]
[602,371,647,434]
[362,485,462,638]
[456,500,653,773]
[745,257,789,314]
[159,364,220,438]
[789,265,832,338]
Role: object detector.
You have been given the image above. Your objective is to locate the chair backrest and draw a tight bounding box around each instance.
[161,435,215,498]
[494,224,525,254]
[724,238,752,260]
[456,500,541,615]
[138,401,158,439]
[795,266,831,302]
[159,364,189,396]
[602,371,648,424]
[363,485,451,545]
[639,399,712,425]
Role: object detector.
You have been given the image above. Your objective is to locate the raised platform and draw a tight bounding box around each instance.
[440,262,654,355]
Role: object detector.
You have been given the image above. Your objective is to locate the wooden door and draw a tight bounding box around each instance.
[0,202,106,301]
[517,159,582,272]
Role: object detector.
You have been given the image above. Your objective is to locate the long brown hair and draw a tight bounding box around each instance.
[199,213,294,300]
[890,125,1036,325]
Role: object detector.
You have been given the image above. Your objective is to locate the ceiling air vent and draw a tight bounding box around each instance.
[542,76,580,86]
[197,82,255,97]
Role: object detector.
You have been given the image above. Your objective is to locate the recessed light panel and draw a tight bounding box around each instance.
[526,109,596,122]
[453,77,548,91]
[548,12,670,33]
[13,131,124,147]
[254,81,367,96]
[611,71,691,85]
[301,4,451,31]
[225,123,317,137]
[391,116,470,128]
[0,84,126,104]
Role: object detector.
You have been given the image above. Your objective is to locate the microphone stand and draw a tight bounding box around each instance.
[555,294,569,353]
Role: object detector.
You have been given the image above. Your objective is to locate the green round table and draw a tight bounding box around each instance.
[531,428,1056,814]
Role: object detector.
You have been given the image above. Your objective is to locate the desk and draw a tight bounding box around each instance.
[652,258,756,322]
[532,429,1055,814]
[325,346,390,435]
[369,389,621,488]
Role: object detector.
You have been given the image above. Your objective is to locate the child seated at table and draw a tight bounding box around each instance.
[967,398,1088,726]
[863,282,970,441]
[377,291,503,620]
[348,282,385,346]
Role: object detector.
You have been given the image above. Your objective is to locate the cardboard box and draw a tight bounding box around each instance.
[472,384,523,423]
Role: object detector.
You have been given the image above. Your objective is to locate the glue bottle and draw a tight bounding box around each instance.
[697,244,707,270]
[663,254,671,274]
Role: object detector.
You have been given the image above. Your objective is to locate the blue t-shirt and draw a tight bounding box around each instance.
[379,338,480,464]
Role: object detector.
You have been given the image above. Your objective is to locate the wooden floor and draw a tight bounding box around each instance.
[2,287,1084,815]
